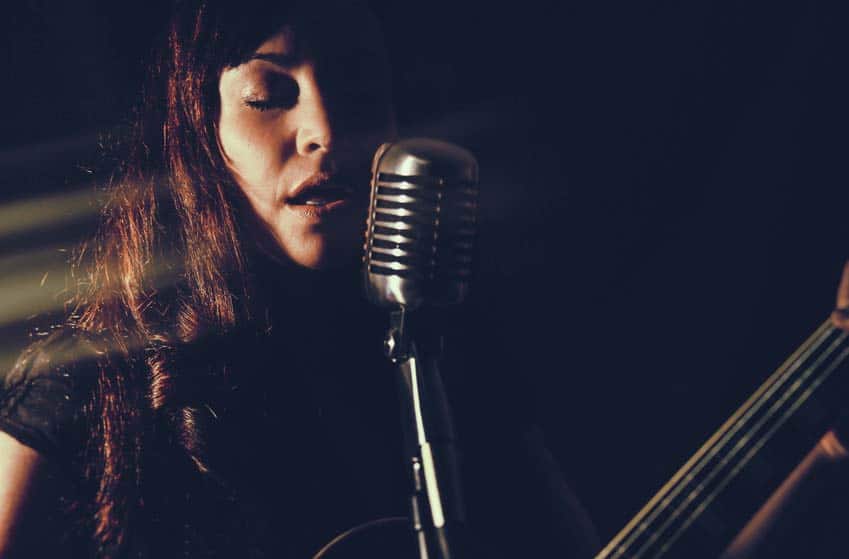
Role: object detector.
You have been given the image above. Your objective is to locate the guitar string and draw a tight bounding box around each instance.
[654,339,849,557]
[597,320,840,558]
[630,324,848,557]
[598,320,835,557]
[631,325,848,558]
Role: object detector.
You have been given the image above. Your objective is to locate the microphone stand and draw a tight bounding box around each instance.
[384,307,466,559]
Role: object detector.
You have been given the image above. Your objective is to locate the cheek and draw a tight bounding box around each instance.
[218,104,291,200]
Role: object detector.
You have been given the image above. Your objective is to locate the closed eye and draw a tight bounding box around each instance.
[244,73,300,111]
[244,98,291,111]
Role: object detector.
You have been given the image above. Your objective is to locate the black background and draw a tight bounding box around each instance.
[1,0,848,547]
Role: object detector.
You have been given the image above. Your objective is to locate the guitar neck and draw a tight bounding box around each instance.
[596,319,849,559]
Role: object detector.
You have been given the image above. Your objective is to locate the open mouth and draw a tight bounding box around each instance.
[286,183,353,207]
[283,173,364,221]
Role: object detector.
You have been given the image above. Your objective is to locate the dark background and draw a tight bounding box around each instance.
[1,0,848,547]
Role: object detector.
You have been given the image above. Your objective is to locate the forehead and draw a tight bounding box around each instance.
[255,26,295,56]
[254,6,385,61]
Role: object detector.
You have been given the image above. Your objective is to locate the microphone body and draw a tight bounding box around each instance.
[363,138,479,559]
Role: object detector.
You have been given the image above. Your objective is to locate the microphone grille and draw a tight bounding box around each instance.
[364,138,479,309]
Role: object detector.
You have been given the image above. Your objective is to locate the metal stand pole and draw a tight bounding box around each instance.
[385,308,466,559]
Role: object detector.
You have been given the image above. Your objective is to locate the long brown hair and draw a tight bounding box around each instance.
[66,1,297,554]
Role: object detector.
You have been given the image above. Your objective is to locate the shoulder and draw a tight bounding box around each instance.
[441,301,537,428]
[0,327,103,460]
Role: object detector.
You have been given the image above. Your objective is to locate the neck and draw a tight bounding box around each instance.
[597,319,849,559]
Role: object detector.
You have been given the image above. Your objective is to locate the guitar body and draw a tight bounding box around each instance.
[311,517,418,559]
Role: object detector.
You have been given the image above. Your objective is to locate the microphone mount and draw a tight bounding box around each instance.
[384,306,465,559]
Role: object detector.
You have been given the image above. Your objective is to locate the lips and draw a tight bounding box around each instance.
[287,184,351,206]
[286,173,355,207]
[282,172,366,222]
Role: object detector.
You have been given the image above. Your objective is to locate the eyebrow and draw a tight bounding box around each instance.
[250,52,302,68]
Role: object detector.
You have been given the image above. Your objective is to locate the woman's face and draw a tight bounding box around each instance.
[217,8,396,268]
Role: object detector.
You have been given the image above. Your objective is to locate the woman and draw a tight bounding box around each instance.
[0,1,599,557]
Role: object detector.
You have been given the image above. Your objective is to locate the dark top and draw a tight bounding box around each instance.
[0,255,599,558]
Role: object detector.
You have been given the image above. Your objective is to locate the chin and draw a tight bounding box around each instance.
[288,250,333,270]
[281,233,360,270]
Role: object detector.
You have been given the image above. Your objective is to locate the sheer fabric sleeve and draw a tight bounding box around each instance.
[0,329,99,461]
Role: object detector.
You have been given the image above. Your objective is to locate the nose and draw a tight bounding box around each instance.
[294,76,333,156]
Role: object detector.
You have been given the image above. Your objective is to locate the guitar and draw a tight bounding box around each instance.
[596,318,849,559]
[310,517,417,559]
[312,319,849,559]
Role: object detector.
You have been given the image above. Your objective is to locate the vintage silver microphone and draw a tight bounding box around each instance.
[364,138,478,309]
[363,138,479,559]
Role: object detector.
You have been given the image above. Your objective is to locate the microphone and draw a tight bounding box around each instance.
[363,138,479,310]
[362,138,479,559]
